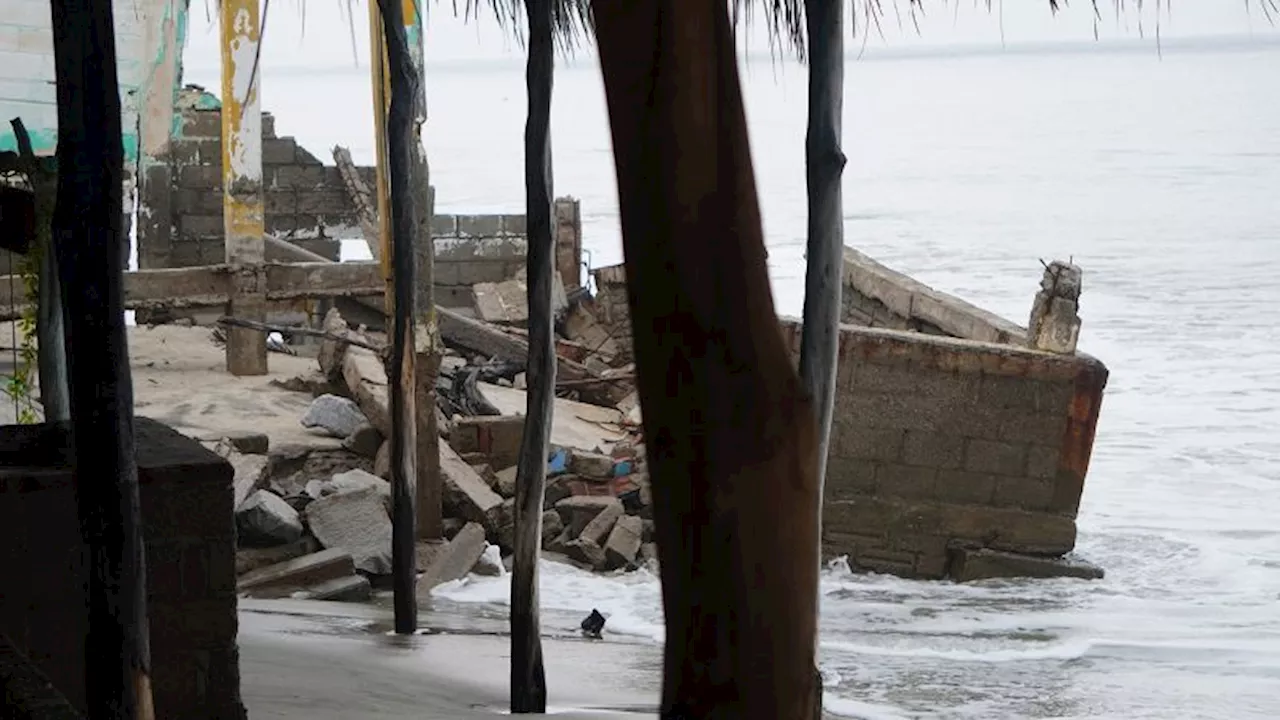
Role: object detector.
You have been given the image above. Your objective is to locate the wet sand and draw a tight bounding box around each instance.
[238,598,661,719]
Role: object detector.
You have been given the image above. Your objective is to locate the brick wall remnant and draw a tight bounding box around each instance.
[590,263,633,365]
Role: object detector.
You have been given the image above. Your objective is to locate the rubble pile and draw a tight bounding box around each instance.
[228,282,653,603]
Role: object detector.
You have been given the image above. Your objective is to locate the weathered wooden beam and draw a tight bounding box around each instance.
[49,0,155,714]
[377,0,419,636]
[511,0,554,712]
[263,261,384,300]
[219,0,268,376]
[798,0,847,714]
[436,305,596,382]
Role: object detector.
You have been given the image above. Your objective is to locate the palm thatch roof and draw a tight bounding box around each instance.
[441,1,1211,59]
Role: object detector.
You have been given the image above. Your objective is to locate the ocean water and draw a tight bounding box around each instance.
[189,34,1280,720]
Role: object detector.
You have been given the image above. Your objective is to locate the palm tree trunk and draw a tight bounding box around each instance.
[798,0,847,711]
[376,0,420,635]
[592,1,822,716]
[49,0,154,715]
[510,0,555,711]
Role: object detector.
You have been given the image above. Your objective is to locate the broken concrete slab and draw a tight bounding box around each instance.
[541,509,564,548]
[477,382,629,455]
[295,574,373,602]
[441,441,504,529]
[604,514,643,569]
[947,547,1105,583]
[236,490,305,547]
[221,449,269,511]
[417,522,488,595]
[578,500,623,546]
[305,486,394,576]
[306,468,392,515]
[236,536,321,576]
[493,465,518,498]
[562,300,619,359]
[266,445,373,498]
[238,547,356,595]
[342,345,391,437]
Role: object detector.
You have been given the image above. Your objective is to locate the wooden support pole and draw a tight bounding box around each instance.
[511,0,554,711]
[48,0,155,715]
[799,0,847,713]
[376,0,419,636]
[219,0,268,376]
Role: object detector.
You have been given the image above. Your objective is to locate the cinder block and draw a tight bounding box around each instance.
[262,138,298,165]
[992,478,1054,511]
[833,425,903,463]
[964,438,1027,477]
[1026,444,1059,479]
[935,470,996,505]
[877,463,938,500]
[458,214,503,237]
[901,430,965,470]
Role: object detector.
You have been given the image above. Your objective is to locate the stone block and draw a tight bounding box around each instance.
[604,515,643,569]
[947,547,1103,582]
[262,137,298,165]
[833,426,903,463]
[541,509,564,548]
[450,415,525,469]
[555,496,621,537]
[999,413,1068,446]
[935,470,997,506]
[417,521,487,594]
[431,214,458,236]
[457,214,503,237]
[237,547,355,594]
[236,536,321,576]
[305,486,394,575]
[901,430,965,470]
[964,439,1027,477]
[272,165,327,189]
[342,346,391,436]
[307,468,391,514]
[439,442,505,529]
[578,499,623,545]
[876,463,937,500]
[565,537,607,570]
[235,490,304,547]
[569,450,616,479]
[992,478,1054,511]
[342,423,384,458]
[824,458,878,500]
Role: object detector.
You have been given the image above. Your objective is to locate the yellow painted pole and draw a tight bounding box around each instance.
[220,0,268,375]
[368,0,393,307]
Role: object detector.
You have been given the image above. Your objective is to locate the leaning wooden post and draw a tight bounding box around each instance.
[377,0,420,636]
[219,0,268,376]
[49,0,155,716]
[510,0,555,711]
[798,0,847,712]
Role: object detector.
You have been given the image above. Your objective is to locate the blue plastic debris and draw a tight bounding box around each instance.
[547,448,569,475]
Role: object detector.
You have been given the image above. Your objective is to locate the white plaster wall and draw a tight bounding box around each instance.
[0,0,164,156]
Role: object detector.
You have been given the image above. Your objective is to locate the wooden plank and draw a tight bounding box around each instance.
[220,0,268,376]
[263,261,384,300]
[437,304,596,382]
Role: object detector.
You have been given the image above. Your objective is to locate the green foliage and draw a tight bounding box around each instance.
[2,239,40,425]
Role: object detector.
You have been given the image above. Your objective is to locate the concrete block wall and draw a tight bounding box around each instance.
[138,105,361,270]
[780,319,1108,580]
[0,418,245,719]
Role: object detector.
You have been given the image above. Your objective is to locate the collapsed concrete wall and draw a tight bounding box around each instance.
[778,247,1107,581]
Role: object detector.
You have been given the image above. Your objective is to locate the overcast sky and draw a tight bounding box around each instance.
[183,1,1274,73]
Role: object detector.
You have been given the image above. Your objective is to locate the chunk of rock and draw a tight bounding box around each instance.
[441,442,504,529]
[305,486,393,576]
[493,498,517,551]
[342,423,384,458]
[604,514,643,570]
[569,450,616,479]
[302,394,370,439]
[267,446,373,498]
[236,490,304,547]
[270,370,333,396]
[578,499,623,546]
[343,346,391,436]
[317,308,353,381]
[296,575,372,602]
[565,537,607,570]
[223,449,269,511]
[417,522,488,595]
[307,469,391,515]
[555,496,622,538]
[373,440,391,479]
[442,517,466,540]
[238,548,355,595]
